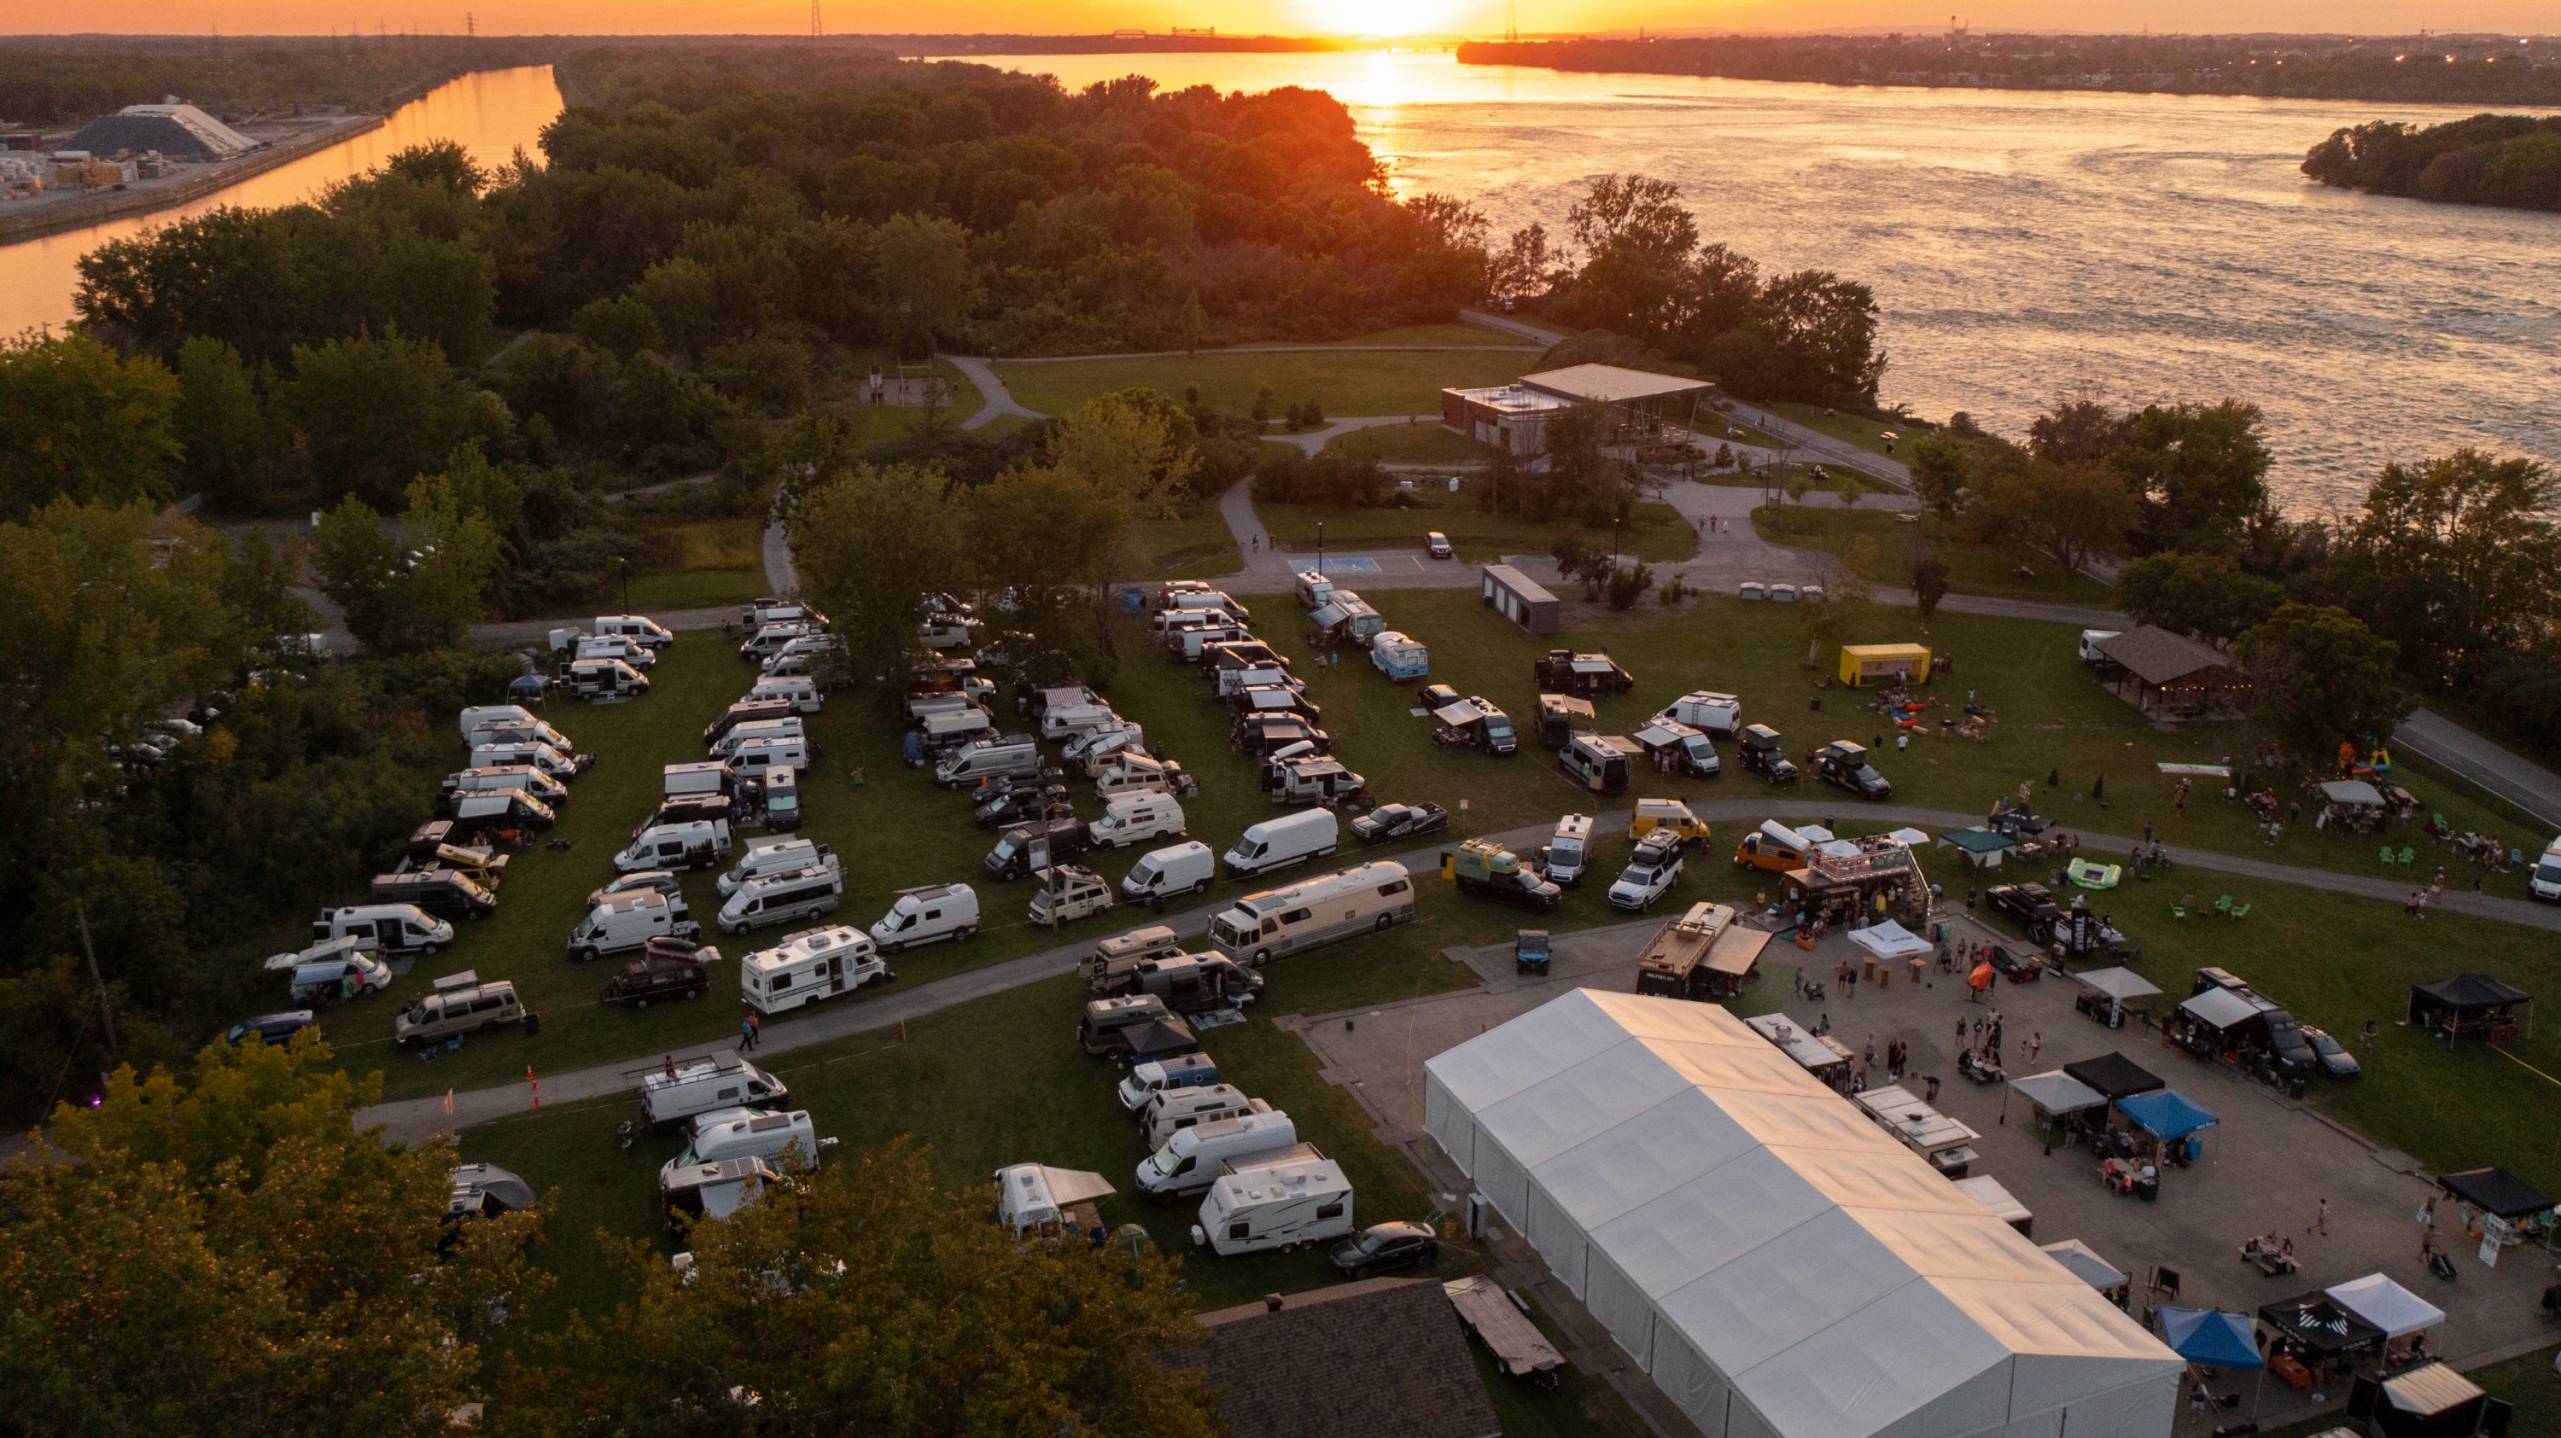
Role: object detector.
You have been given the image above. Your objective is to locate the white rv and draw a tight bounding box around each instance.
[594,613,675,650]
[716,838,838,898]
[1221,808,1339,878]
[660,1156,779,1233]
[870,884,980,953]
[458,705,564,748]
[724,737,810,784]
[1207,862,1415,968]
[616,819,732,874]
[262,936,393,1004]
[1136,1110,1300,1197]
[746,676,822,713]
[1188,1148,1353,1256]
[574,634,657,669]
[567,890,700,962]
[1143,1088,1269,1147]
[709,717,805,760]
[660,1110,833,1190]
[566,656,649,701]
[1088,794,1186,850]
[470,741,582,780]
[741,924,891,1015]
[716,866,844,935]
[641,1053,789,1130]
[444,765,568,808]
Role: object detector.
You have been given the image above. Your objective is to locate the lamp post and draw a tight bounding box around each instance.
[1316,520,1325,576]
[1612,517,1623,571]
[619,557,630,611]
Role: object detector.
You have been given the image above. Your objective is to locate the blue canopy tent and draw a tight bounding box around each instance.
[2157,1306,2265,1416]
[2116,1088,2219,1172]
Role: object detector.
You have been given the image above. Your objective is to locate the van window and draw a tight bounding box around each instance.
[1228,1221,1250,1241]
[1317,1202,1344,1220]
[1282,908,1311,924]
[923,907,942,921]
[1378,880,1410,897]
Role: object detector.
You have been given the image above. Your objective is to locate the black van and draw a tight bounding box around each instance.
[703,699,796,748]
[370,869,499,921]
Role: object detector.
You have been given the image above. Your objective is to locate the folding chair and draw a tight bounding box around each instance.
[2227,903,2249,921]
[2213,895,2234,917]
[2398,846,2417,865]
[2170,900,2188,920]
[2378,846,2395,865]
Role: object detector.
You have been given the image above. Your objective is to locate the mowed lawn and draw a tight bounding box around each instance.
[1763,400,1913,461]
[1324,421,1502,467]
[995,348,1529,420]
[1753,505,2117,607]
[1256,496,1698,564]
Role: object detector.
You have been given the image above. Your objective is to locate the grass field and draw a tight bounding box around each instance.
[1693,461,1899,497]
[996,349,1529,421]
[1763,401,1918,461]
[1130,504,1244,582]
[1324,421,1501,467]
[1324,322,1541,349]
[1257,497,1698,565]
[1751,504,2117,606]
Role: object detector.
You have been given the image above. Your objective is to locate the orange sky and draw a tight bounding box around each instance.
[13,0,2553,37]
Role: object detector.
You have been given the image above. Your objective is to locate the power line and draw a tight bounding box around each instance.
[811,0,823,36]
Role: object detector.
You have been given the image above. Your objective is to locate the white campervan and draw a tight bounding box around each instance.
[709,717,804,760]
[1088,794,1185,850]
[640,1053,789,1129]
[664,761,733,801]
[1188,1148,1353,1257]
[746,676,822,713]
[716,866,845,935]
[661,1110,832,1191]
[725,737,811,784]
[458,705,562,746]
[1121,841,1215,907]
[445,765,569,808]
[595,613,675,650]
[1143,1088,1269,1147]
[470,741,582,780]
[566,656,649,700]
[1208,862,1415,968]
[741,925,891,1015]
[567,890,698,962]
[869,883,980,953]
[311,903,453,957]
[1136,1110,1300,1198]
[717,838,838,897]
[616,819,733,874]
[1656,690,1743,737]
[1221,808,1338,878]
[575,634,657,670]
[934,735,1040,789]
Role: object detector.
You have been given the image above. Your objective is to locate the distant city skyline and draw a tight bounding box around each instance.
[8,1,2556,40]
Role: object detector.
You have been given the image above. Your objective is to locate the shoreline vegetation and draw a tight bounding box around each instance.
[2302,114,2561,212]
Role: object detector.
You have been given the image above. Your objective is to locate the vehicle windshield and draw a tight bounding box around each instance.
[1130,860,1160,883]
[883,911,911,932]
[1551,838,1583,861]
[1487,722,1513,737]
[2539,858,2561,883]
[1211,916,1249,949]
[1856,766,1885,784]
[2308,1032,2342,1056]
[1144,1144,1181,1178]
[403,1004,427,1024]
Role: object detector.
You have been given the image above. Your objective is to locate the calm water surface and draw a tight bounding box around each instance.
[0,65,564,339]
[970,51,2561,513]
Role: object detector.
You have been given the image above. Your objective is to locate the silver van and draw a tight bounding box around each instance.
[394,972,529,1047]
[717,866,846,935]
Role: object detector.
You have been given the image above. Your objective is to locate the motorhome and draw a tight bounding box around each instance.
[446,787,557,839]
[995,1163,1116,1239]
[869,884,980,952]
[262,936,393,1005]
[660,1156,779,1233]
[1144,1087,1268,1147]
[705,699,796,748]
[1369,631,1429,682]
[458,705,563,747]
[1559,733,1639,795]
[648,794,740,833]
[1271,757,1366,808]
[1430,697,1517,756]
[664,761,734,801]
[1189,1148,1353,1256]
[567,890,700,962]
[917,707,996,754]
[566,656,649,701]
[1028,865,1116,927]
[1093,753,1194,799]
[1207,861,1415,968]
[762,632,842,670]
[746,675,822,713]
[1091,924,1186,975]
[615,819,732,874]
[1534,693,1597,749]
[1657,690,1743,737]
[368,869,498,922]
[709,717,805,760]
[1136,1110,1300,1197]
[718,839,837,898]
[470,741,583,780]
[725,737,811,785]
[393,972,527,1047]
[1632,719,1720,777]
[1541,814,1596,886]
[312,903,453,957]
[641,1053,790,1130]
[1038,703,1117,742]
[662,1111,833,1192]
[1221,808,1339,878]
[594,613,675,650]
[1310,593,1384,646]
[1116,1052,1222,1112]
[1212,664,1300,702]
[935,734,1041,789]
[1121,841,1215,907]
[443,764,568,808]
[741,925,891,1015]
[1079,993,1173,1055]
[1153,604,1244,638]
[1088,793,1185,850]
[1294,570,1337,608]
[1168,622,1251,661]
[717,866,845,935]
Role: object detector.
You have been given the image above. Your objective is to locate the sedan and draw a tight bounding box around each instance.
[1329,1220,1440,1279]
[1351,802,1450,845]
[2301,1026,2361,1079]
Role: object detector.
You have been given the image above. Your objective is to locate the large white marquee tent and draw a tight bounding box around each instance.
[1423,989,2180,1438]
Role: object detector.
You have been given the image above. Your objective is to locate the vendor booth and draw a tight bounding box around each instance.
[1938,826,2014,871]
[2258,1293,2386,1392]
[2042,1238,2132,1306]
[1777,833,1932,930]
[2407,974,2532,1044]
[2073,967,2162,1030]
[1848,919,1931,985]
[2116,1089,2219,1170]
[2316,779,2389,835]
[2065,1052,2165,1102]
[1838,642,1931,687]
[2326,1273,2445,1365]
[2003,1069,2108,1140]
[2358,1362,2490,1438]
[2171,984,2268,1060]
[2155,1306,2264,1417]
[2434,1167,2554,1255]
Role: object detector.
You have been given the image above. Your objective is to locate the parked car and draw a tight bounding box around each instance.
[1985,883,2066,941]
[1608,831,1687,912]
[1424,531,1453,560]
[1810,740,1891,799]
[1350,802,1450,845]
[226,1010,316,1047]
[1416,683,1461,713]
[1737,725,1799,785]
[1329,1219,1440,1279]
[2301,1025,2361,1079]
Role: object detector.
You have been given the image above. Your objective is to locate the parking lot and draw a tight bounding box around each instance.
[1292,912,2561,1432]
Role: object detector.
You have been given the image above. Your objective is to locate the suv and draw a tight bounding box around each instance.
[395,973,529,1047]
[1811,740,1892,799]
[1737,725,1799,784]
[1985,883,2065,941]
[1424,532,1453,560]
[1609,831,1687,912]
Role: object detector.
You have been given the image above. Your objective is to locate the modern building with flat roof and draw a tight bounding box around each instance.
[1443,362,1719,456]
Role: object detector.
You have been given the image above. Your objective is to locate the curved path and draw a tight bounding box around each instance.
[942,354,1040,432]
[359,799,2560,1144]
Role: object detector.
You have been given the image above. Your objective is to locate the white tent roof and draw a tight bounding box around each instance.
[1849,920,1930,962]
[2040,1239,2130,1292]
[2075,967,2163,1003]
[2326,1273,2446,1339]
[1424,990,2181,1438]
[2179,986,2262,1031]
[1953,1174,2031,1227]
[1886,826,1933,845]
[2010,1070,2109,1116]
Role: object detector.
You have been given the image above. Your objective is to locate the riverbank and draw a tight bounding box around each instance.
[0,113,385,246]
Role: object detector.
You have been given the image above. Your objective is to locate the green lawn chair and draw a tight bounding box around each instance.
[2379,845,2395,865]
[2171,899,2188,919]
[2398,845,2417,865]
[2228,902,2250,920]
[2213,895,2234,917]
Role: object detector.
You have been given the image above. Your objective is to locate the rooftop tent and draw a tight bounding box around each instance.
[2153,1307,2262,1371]
[1423,990,2181,1438]
[2178,986,2262,1032]
[2435,1166,2554,1220]
[2115,1089,2220,1143]
[2040,1239,2130,1295]
[2064,1052,2166,1101]
[1848,920,1930,963]
[2074,967,2163,1005]
[2324,1274,2445,1340]
[1758,819,1811,850]
[2007,1070,2108,1116]
[2256,1293,2385,1357]
[2317,779,2386,807]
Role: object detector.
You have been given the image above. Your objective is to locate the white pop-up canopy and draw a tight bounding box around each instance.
[2077,967,2163,1004]
[1424,989,2181,1438]
[2327,1273,2446,1339]
[1849,920,1930,963]
[2010,1070,2109,1116]
[2180,986,2262,1032]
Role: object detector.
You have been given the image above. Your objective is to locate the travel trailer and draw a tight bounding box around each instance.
[1206,862,1415,968]
[1188,1148,1353,1256]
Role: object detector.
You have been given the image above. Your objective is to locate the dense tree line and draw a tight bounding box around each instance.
[2303,114,2561,212]
[0,36,552,127]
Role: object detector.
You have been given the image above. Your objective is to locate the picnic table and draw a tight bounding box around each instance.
[1445,1276,1565,1388]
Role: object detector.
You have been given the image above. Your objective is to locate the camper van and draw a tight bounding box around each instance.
[1534,694,1597,750]
[663,761,734,801]
[1121,841,1216,907]
[1207,862,1415,968]
[1734,819,1814,873]
[262,936,393,1005]
[740,925,890,1015]
[1294,570,1337,609]
[986,818,1092,881]
[1028,865,1116,927]
[641,1053,790,1130]
[917,707,997,756]
[312,903,453,957]
[615,819,733,874]
[718,839,837,898]
[1189,1148,1354,1257]
[567,890,700,962]
[1137,1110,1300,1197]
[566,657,649,701]
[717,866,845,935]
[935,734,1041,789]
[446,787,557,838]
[393,972,527,1047]
[739,621,815,661]
[746,675,822,713]
[594,613,675,650]
[1369,631,1429,682]
[1541,814,1596,886]
[740,599,823,630]
[758,765,801,832]
[1079,993,1174,1055]
[470,741,584,780]
[443,765,569,808]
[1093,754,1193,800]
[2531,836,2561,904]
[368,869,498,922]
[660,1157,780,1233]
[573,634,656,670]
[1632,720,1720,777]
[662,1111,833,1193]
[1168,623,1252,662]
[709,717,804,761]
[869,884,980,953]
[458,706,565,748]
[1657,690,1743,737]
[1088,794,1186,849]
[1222,809,1339,878]
[1144,1088,1269,1147]
[1115,1053,1223,1113]
[705,700,796,748]
[1559,734,1639,795]
[725,737,811,784]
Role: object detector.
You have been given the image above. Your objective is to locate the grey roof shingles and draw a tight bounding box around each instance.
[1164,1277,1501,1438]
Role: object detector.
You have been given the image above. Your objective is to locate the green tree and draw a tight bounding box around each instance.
[629,256,723,360]
[308,469,502,651]
[873,212,981,358]
[2110,399,2274,555]
[2112,551,2285,640]
[0,1037,540,1435]
[173,335,269,513]
[495,1142,1211,1437]
[272,328,511,510]
[2027,397,2133,468]
[2343,449,2561,686]
[2235,602,2412,760]
[1911,552,1951,623]
[793,463,967,701]
[569,292,663,357]
[1905,430,1974,517]
[0,330,181,518]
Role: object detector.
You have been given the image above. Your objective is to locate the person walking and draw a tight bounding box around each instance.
[2310,1197,2330,1236]
[2026,1030,2042,1061]
[737,1016,757,1052]
[1864,1035,1878,1068]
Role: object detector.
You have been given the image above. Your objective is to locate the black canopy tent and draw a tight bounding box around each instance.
[2407,974,2532,1042]
[2258,1292,2386,1359]
[2435,1167,2553,1221]
[2064,1052,2167,1101]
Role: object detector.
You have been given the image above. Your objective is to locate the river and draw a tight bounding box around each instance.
[965,50,2561,512]
[0,64,565,340]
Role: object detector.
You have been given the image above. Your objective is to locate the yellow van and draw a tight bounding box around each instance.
[1629,798,1710,849]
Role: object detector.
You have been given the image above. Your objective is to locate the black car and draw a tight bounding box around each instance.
[2301,1025,2361,1079]
[1328,1220,1440,1279]
[1985,882,2066,940]
[227,1010,317,1047]
[1350,802,1450,845]
[1417,683,1462,713]
[2261,1008,2319,1073]
[1811,741,1891,799]
[972,783,1070,829]
[1737,725,1799,785]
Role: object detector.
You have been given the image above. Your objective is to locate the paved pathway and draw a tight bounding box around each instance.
[1269,413,1435,456]
[600,472,713,504]
[2394,709,2561,829]
[995,343,1539,363]
[359,799,2560,1143]
[942,355,1040,432]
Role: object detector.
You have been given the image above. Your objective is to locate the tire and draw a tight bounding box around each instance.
[634,996,650,1010]
[1374,914,1394,932]
[574,946,598,964]
[1252,948,1272,968]
[1350,1264,1369,1280]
